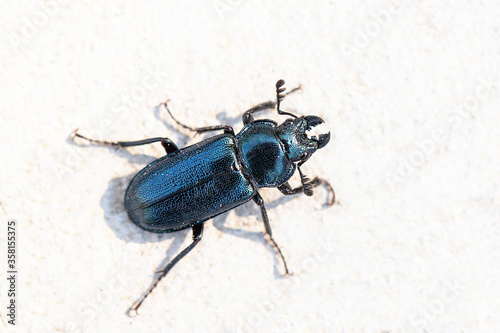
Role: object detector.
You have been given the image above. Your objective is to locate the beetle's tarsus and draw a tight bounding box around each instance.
[277,176,335,205]
[71,129,80,141]
[309,177,335,206]
[267,234,290,275]
[127,305,139,318]
[71,130,120,147]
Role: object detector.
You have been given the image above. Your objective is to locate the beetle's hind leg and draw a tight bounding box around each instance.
[253,193,290,276]
[71,130,178,155]
[128,223,204,316]
[161,100,234,135]
[278,177,336,207]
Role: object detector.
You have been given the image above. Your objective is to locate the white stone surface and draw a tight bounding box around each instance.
[1,1,499,332]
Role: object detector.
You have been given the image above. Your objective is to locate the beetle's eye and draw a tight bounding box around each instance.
[301,153,309,160]
[284,118,294,126]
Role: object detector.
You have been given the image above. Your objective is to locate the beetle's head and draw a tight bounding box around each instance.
[276,115,330,163]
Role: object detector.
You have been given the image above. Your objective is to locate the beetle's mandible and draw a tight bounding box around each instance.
[72,79,335,315]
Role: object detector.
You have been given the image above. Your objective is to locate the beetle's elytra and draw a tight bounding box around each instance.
[72,79,335,315]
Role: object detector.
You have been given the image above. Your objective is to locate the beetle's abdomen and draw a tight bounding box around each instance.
[125,134,255,233]
[236,120,295,187]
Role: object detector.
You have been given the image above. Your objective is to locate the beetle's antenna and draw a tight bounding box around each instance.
[275,79,298,119]
[297,167,313,196]
[297,156,314,196]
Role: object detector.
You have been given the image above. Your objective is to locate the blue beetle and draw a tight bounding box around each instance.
[73,80,334,314]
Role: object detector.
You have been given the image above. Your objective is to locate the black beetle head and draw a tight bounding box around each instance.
[276,115,330,162]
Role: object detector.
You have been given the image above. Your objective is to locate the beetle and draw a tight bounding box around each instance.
[72,79,335,314]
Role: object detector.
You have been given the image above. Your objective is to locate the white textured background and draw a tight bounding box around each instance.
[1,1,500,332]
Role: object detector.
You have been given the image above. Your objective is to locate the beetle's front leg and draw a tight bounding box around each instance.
[242,81,302,125]
[242,101,276,125]
[253,193,290,275]
[278,177,336,207]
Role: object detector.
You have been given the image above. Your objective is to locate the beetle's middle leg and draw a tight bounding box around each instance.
[253,193,290,275]
[71,130,178,155]
[278,177,336,207]
[161,100,234,135]
[128,222,204,316]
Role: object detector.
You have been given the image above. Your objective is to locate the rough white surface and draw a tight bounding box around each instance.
[1,1,499,332]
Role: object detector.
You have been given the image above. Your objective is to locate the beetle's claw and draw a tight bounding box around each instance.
[304,115,325,129]
[71,129,79,141]
[317,132,331,149]
[127,306,139,318]
[304,116,330,149]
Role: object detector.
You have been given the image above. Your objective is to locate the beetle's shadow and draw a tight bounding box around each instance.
[210,193,299,278]
[100,172,299,281]
[68,136,195,273]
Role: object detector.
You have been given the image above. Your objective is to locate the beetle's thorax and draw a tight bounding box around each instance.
[236,120,296,188]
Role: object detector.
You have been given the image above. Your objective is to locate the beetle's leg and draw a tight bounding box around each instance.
[278,177,335,207]
[242,101,276,125]
[253,193,290,276]
[242,81,302,125]
[72,130,179,154]
[161,100,234,135]
[160,139,179,154]
[296,166,336,206]
[128,223,204,316]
